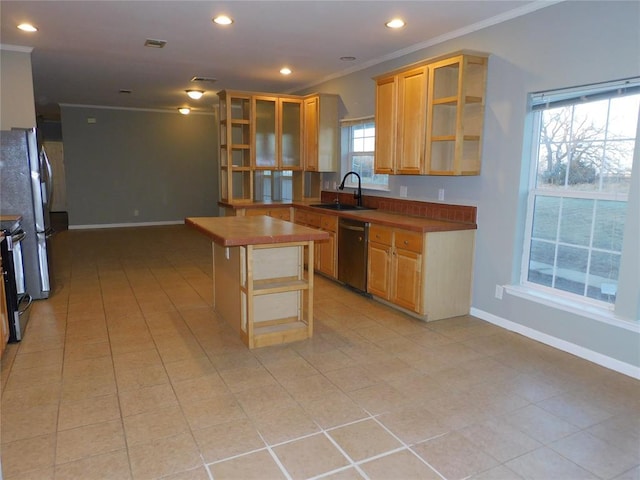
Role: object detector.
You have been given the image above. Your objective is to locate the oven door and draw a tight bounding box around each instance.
[1,234,21,341]
[10,230,26,295]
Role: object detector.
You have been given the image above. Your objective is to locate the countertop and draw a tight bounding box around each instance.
[219,201,477,233]
[185,215,330,247]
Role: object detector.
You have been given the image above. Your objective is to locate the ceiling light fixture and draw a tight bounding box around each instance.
[17,23,38,32]
[280,67,292,75]
[186,90,204,100]
[340,56,356,62]
[213,15,233,25]
[178,107,191,115]
[385,18,406,29]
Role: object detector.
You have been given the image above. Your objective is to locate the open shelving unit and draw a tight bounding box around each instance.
[238,242,313,348]
[426,54,487,175]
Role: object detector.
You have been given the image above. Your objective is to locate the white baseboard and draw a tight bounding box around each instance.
[470,307,640,380]
[68,220,183,230]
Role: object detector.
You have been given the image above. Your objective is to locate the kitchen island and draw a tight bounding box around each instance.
[186,215,329,348]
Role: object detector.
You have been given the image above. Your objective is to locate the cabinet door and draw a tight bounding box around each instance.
[374,76,396,174]
[318,231,336,278]
[392,248,422,312]
[368,241,391,299]
[281,98,302,169]
[303,96,319,171]
[254,96,278,168]
[396,67,427,174]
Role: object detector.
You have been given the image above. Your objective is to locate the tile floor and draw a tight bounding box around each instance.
[1,224,639,480]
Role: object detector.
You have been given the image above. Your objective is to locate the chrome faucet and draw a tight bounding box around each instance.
[338,171,362,207]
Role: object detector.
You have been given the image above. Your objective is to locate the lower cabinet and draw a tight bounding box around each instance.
[233,206,292,221]
[368,225,422,312]
[368,223,475,321]
[294,209,337,278]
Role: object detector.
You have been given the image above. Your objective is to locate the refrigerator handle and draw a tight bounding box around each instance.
[41,148,54,207]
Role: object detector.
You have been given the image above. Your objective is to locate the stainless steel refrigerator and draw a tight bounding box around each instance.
[1,128,52,300]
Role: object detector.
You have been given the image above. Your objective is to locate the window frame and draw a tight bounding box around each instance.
[340,117,388,191]
[519,78,640,313]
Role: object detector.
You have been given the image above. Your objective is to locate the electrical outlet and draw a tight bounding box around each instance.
[438,188,445,201]
[400,186,408,198]
[133,209,139,217]
[495,285,504,300]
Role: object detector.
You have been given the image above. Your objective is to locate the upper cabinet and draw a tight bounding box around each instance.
[374,52,488,176]
[219,90,252,203]
[219,90,339,204]
[253,95,302,170]
[303,94,339,172]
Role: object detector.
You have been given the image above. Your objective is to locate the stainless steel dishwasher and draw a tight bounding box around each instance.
[338,217,369,294]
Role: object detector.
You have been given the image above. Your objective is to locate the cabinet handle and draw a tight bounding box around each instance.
[404,240,409,245]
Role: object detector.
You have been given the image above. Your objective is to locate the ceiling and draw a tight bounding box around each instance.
[0,1,551,120]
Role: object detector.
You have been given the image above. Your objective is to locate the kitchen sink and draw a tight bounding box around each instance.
[310,203,375,211]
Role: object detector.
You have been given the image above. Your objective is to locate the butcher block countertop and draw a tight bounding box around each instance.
[186,215,329,247]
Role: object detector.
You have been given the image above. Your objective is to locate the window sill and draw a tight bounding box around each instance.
[503,285,640,332]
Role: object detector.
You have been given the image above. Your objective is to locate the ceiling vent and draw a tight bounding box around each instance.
[144,38,167,48]
[191,76,217,83]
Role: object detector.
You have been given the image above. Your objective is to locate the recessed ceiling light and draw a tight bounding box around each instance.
[186,90,204,100]
[17,23,38,32]
[280,67,292,75]
[178,107,191,115]
[385,18,406,29]
[213,15,233,25]
[340,56,356,62]
[119,89,132,94]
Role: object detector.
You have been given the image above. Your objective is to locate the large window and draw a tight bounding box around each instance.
[341,118,388,189]
[522,79,639,308]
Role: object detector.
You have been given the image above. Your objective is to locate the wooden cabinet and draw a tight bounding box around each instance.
[375,67,427,174]
[368,225,422,312]
[303,94,339,172]
[368,223,475,320]
[293,209,337,278]
[253,95,303,170]
[374,52,487,176]
[374,76,396,174]
[237,207,292,221]
[426,54,487,175]
[219,91,252,203]
[219,90,340,204]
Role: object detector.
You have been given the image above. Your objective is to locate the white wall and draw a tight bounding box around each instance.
[303,1,640,376]
[61,106,218,227]
[0,46,36,129]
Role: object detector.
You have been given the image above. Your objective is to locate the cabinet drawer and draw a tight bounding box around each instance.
[244,208,271,217]
[269,209,291,221]
[320,215,338,232]
[395,229,423,253]
[370,224,393,246]
[294,210,308,224]
[305,212,322,228]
